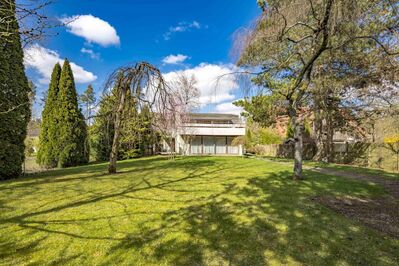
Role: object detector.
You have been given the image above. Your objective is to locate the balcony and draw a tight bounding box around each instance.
[178,122,246,136]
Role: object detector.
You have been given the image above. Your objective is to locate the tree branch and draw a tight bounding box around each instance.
[0,102,29,115]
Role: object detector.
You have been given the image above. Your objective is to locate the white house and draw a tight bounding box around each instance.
[162,113,246,155]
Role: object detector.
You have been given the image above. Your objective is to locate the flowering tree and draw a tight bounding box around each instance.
[153,73,199,156]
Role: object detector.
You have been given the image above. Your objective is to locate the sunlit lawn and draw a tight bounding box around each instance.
[308,161,399,180]
[261,156,399,180]
[0,156,398,265]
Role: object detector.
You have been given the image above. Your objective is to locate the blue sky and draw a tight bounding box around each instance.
[24,0,261,117]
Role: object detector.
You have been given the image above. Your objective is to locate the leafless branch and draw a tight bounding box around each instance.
[0,102,29,115]
[1,0,61,46]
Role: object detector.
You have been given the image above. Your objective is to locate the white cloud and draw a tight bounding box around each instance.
[24,44,97,84]
[164,63,239,105]
[61,15,120,47]
[163,21,203,40]
[162,54,189,65]
[215,102,243,115]
[191,21,201,29]
[80,47,100,60]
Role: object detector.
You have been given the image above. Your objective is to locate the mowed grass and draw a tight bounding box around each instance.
[0,156,398,265]
[261,156,399,180]
[308,161,399,180]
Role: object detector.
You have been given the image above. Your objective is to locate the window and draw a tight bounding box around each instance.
[189,119,233,124]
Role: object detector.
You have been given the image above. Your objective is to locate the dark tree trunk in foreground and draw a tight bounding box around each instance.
[108,86,127,174]
[325,112,334,163]
[289,107,304,180]
[294,121,304,180]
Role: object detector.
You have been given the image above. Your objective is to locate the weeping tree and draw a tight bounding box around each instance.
[104,62,172,174]
[238,0,399,179]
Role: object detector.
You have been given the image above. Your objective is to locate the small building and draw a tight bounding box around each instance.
[162,113,246,155]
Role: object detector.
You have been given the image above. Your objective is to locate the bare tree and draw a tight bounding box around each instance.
[237,0,399,179]
[1,0,60,46]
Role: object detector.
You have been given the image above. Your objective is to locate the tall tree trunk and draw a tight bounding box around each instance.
[314,106,325,161]
[290,108,303,180]
[325,111,334,163]
[108,87,127,174]
[86,102,90,125]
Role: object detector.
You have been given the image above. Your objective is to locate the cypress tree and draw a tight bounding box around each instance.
[37,63,62,168]
[0,0,31,179]
[57,59,89,167]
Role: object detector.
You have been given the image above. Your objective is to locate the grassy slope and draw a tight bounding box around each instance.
[0,156,398,265]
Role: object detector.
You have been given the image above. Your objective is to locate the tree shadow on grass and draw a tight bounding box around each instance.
[0,157,226,264]
[0,157,172,190]
[2,158,219,222]
[0,157,218,196]
[1,159,399,265]
[103,182,278,265]
[104,170,399,265]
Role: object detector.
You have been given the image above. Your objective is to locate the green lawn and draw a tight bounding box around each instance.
[261,156,399,180]
[306,161,399,180]
[1,156,398,265]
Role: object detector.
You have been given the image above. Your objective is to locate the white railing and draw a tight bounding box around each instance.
[182,123,246,128]
[178,125,246,136]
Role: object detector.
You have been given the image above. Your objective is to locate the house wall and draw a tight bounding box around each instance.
[161,135,243,156]
[178,123,245,136]
[180,135,243,156]
[176,134,190,155]
[161,114,246,156]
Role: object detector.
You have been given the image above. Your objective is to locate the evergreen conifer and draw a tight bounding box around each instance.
[0,0,31,179]
[37,63,62,167]
[57,60,89,167]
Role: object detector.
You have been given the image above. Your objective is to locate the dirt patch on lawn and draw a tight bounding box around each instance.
[311,167,399,238]
[314,196,399,238]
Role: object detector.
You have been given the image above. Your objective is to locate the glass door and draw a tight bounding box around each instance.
[203,136,215,154]
[215,137,227,154]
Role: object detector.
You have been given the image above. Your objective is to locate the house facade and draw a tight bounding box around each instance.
[163,113,246,155]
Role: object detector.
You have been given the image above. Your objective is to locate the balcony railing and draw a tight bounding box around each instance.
[182,123,246,128]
